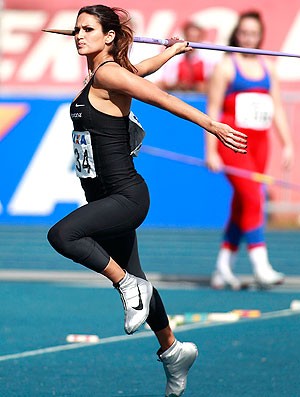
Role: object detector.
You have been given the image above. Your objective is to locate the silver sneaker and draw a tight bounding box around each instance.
[114,272,153,335]
[158,340,198,397]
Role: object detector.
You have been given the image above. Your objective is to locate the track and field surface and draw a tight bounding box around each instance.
[0,226,299,396]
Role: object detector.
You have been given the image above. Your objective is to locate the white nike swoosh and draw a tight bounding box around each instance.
[75,104,85,107]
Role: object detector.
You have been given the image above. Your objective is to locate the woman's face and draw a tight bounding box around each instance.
[235,17,262,48]
[74,12,108,56]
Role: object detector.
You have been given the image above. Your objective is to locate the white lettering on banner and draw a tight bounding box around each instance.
[2,7,300,85]
[8,104,85,216]
[276,10,300,81]
[1,10,47,80]
[188,8,237,77]
[192,7,237,45]
[129,10,176,69]
[18,11,81,82]
[130,10,176,82]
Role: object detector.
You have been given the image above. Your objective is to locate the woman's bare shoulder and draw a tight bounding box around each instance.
[213,54,235,78]
[93,62,129,89]
[263,57,277,74]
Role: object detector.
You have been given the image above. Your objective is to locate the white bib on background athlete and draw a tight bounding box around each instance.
[235,92,274,130]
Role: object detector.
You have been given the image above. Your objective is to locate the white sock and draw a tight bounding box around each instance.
[248,246,285,284]
[216,247,237,273]
[159,339,179,360]
[248,246,270,273]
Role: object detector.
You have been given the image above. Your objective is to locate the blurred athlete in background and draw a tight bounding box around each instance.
[206,10,293,290]
[157,21,216,93]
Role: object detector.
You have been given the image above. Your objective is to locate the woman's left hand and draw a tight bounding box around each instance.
[166,36,193,55]
[210,120,248,154]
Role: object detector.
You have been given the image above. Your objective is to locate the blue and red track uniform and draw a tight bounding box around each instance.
[218,55,273,251]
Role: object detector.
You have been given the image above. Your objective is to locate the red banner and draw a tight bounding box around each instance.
[2,0,300,92]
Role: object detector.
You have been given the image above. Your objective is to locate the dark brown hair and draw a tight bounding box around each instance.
[77,5,137,73]
[228,10,265,48]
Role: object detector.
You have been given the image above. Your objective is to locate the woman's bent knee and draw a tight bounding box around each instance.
[47,222,72,256]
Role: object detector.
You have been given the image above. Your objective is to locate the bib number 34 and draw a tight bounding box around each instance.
[72,131,96,178]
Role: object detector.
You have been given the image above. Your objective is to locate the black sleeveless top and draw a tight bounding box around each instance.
[70,62,144,201]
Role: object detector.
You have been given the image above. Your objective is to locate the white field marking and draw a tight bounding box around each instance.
[0,331,153,363]
[0,308,299,363]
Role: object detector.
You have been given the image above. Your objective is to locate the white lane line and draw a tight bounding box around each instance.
[0,331,153,362]
[0,308,299,363]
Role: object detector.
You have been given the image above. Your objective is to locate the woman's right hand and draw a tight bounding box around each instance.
[209,120,247,154]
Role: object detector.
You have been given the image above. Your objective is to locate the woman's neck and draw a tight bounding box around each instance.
[87,54,114,74]
[83,55,114,86]
[233,53,258,63]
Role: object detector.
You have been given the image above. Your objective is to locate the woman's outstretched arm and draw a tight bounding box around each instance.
[96,63,247,153]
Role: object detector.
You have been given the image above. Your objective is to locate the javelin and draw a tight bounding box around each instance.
[42,29,300,58]
[140,145,300,191]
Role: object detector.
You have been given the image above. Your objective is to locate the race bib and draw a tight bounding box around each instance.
[72,131,96,178]
[129,111,146,157]
[235,92,274,130]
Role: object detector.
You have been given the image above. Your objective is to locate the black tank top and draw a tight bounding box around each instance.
[70,61,144,201]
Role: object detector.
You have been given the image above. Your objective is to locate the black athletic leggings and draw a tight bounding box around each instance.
[47,181,169,332]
